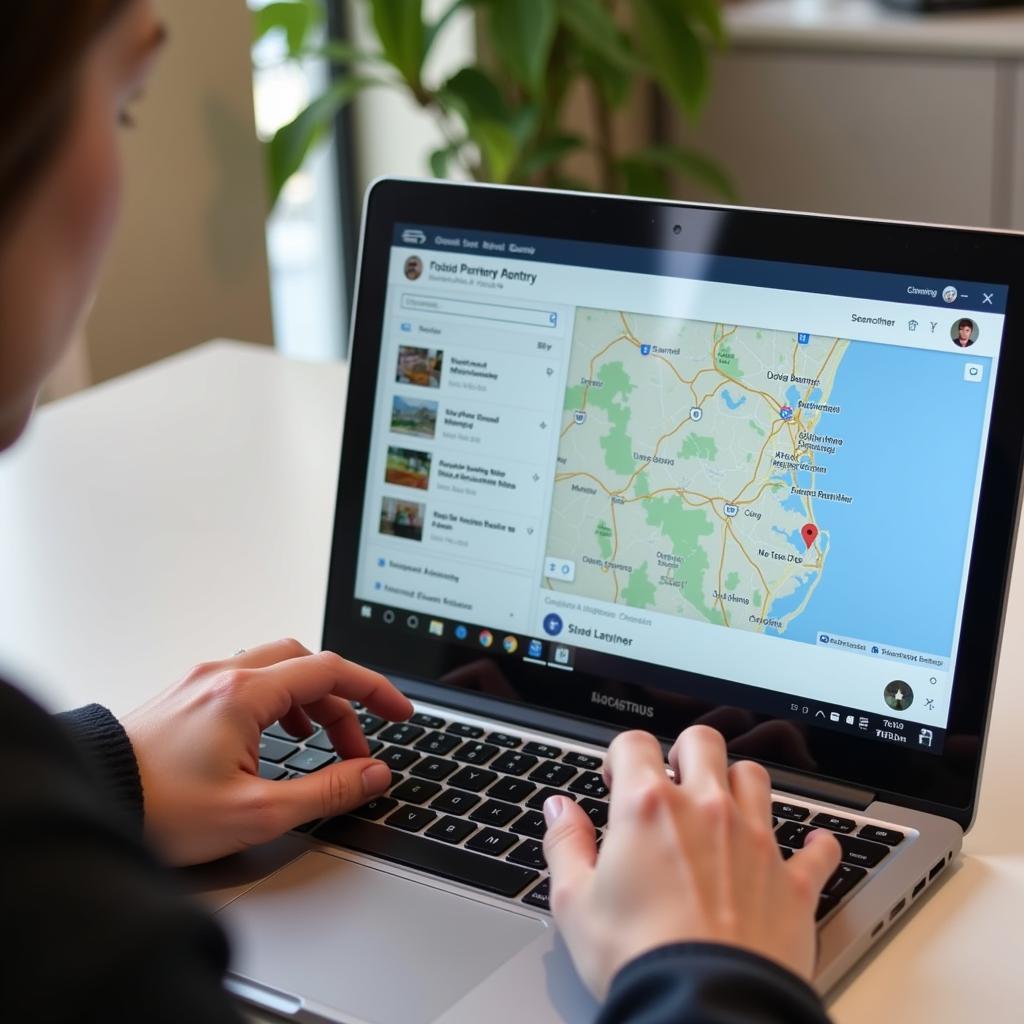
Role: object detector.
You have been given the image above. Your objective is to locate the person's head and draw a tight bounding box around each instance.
[958,319,974,344]
[0,0,165,451]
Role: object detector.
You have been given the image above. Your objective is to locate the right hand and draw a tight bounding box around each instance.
[542,726,841,998]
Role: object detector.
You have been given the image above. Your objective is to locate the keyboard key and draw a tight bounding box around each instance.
[822,864,868,901]
[265,723,315,743]
[377,746,421,771]
[858,825,905,846]
[305,732,336,752]
[448,766,498,793]
[391,779,442,805]
[453,741,499,765]
[522,741,561,759]
[378,723,425,746]
[316,818,538,897]
[772,801,811,822]
[486,731,521,749]
[386,805,437,833]
[430,789,481,816]
[357,712,385,735]
[425,816,476,845]
[530,762,576,788]
[579,798,609,828]
[410,756,459,782]
[446,722,485,739]
[816,894,838,922]
[284,748,336,773]
[522,879,550,911]
[811,813,857,834]
[488,777,536,804]
[259,736,299,763]
[466,828,518,857]
[411,712,446,729]
[258,760,287,781]
[385,773,405,790]
[351,796,398,821]
[491,752,538,777]
[775,821,813,848]
[527,787,575,811]
[564,751,602,770]
[414,731,461,756]
[837,834,890,869]
[569,772,608,799]
[508,839,546,869]
[470,800,521,828]
[780,846,793,860]
[367,739,383,756]
[509,811,547,839]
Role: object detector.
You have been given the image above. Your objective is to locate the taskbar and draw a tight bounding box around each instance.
[351,600,946,755]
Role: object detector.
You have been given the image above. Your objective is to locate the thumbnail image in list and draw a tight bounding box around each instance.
[397,345,443,388]
[380,497,425,541]
[385,446,431,490]
[390,394,438,439]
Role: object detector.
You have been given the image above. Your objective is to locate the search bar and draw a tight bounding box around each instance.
[402,293,558,328]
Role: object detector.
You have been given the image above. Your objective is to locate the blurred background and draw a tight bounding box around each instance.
[52,0,1024,398]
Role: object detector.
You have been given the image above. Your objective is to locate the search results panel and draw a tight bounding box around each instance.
[354,251,574,631]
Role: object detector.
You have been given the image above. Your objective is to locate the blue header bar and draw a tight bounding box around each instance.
[394,223,1008,315]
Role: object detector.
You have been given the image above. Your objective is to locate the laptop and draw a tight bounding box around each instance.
[194,179,1024,1023]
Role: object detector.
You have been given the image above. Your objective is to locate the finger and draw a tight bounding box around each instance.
[229,638,314,669]
[244,652,413,727]
[669,725,729,798]
[301,694,369,758]
[266,758,392,831]
[604,731,671,826]
[543,796,597,916]
[278,704,316,740]
[789,828,842,899]
[728,758,772,826]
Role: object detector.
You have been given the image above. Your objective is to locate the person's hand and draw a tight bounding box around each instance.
[542,726,841,998]
[122,638,413,866]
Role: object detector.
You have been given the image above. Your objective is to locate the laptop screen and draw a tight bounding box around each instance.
[346,215,1008,761]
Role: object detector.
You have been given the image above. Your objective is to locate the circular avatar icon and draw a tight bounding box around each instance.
[404,255,423,280]
[951,317,978,348]
[883,680,914,711]
[502,635,519,654]
[942,285,958,304]
[454,624,468,640]
[543,613,564,636]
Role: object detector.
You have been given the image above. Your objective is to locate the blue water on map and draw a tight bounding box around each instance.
[779,341,993,656]
[722,389,747,411]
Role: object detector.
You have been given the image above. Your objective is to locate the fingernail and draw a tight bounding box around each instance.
[544,795,566,825]
[361,762,391,794]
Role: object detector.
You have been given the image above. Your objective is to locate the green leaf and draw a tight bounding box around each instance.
[617,158,670,198]
[370,0,425,91]
[518,134,584,177]
[627,144,737,200]
[468,119,520,183]
[425,0,469,57]
[312,39,378,66]
[267,77,373,207]
[558,0,639,74]
[633,0,709,117]
[687,0,727,46]
[489,0,557,96]
[439,67,509,122]
[429,143,458,178]
[253,1,322,56]
[579,45,632,109]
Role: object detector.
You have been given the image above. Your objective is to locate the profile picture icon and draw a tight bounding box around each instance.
[951,318,978,348]
[404,255,423,281]
[883,679,913,711]
[942,285,958,304]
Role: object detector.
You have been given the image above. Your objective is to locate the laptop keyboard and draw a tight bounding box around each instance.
[261,706,909,921]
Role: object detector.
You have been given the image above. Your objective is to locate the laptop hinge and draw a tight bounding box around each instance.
[767,765,875,812]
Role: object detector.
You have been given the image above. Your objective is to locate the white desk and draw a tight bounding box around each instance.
[1,340,1022,1020]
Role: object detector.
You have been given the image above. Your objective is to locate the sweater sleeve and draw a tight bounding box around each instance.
[597,943,832,1024]
[56,702,145,828]
[0,679,245,1024]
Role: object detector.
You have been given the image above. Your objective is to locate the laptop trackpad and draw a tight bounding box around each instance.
[220,850,546,1024]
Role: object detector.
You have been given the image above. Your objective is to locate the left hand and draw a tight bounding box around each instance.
[123,638,413,866]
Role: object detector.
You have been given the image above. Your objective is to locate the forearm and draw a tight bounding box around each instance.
[598,943,831,1024]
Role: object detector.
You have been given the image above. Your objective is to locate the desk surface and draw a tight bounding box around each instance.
[1,340,1022,1021]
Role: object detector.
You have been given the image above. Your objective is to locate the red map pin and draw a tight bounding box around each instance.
[801,523,819,549]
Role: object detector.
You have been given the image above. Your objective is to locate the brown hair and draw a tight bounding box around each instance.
[0,0,135,233]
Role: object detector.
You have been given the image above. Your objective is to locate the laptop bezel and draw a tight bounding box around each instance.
[323,177,1024,830]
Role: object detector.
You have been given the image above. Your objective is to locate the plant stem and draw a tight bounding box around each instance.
[591,76,617,193]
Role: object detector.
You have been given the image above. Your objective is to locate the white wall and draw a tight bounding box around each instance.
[85,0,274,383]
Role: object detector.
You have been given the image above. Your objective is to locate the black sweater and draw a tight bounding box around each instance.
[0,678,830,1023]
